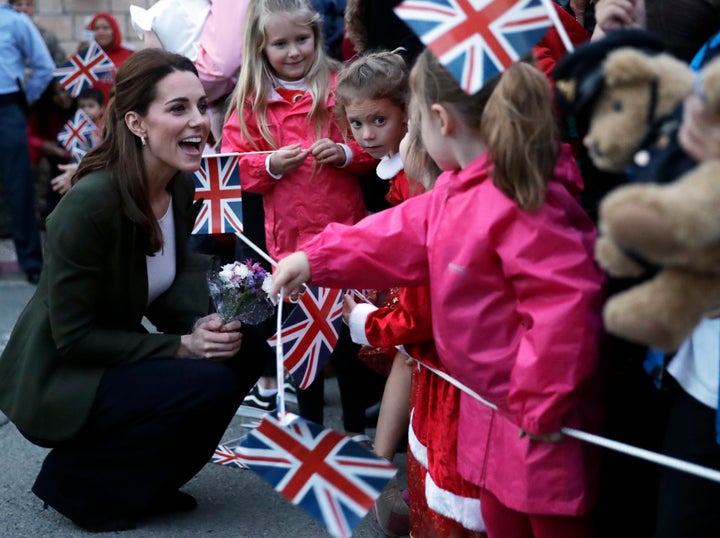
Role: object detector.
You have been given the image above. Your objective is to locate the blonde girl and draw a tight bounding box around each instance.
[222,0,375,260]
[221,0,378,439]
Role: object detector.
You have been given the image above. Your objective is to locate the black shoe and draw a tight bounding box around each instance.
[26,271,40,284]
[236,384,277,418]
[145,490,197,517]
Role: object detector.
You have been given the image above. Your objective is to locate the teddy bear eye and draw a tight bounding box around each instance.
[612,100,623,112]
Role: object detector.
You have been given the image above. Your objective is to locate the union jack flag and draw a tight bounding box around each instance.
[53,41,115,97]
[192,153,244,235]
[267,286,344,390]
[394,0,554,93]
[57,109,97,153]
[211,443,249,469]
[239,414,397,538]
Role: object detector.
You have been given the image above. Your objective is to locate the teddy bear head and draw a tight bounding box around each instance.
[583,49,694,172]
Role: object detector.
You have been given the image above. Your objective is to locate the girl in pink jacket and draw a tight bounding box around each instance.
[271,50,605,538]
[221,0,375,261]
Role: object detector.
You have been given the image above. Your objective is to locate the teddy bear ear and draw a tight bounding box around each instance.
[603,49,661,87]
[553,29,666,118]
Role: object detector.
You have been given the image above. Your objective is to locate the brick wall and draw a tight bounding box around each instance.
[32,0,155,59]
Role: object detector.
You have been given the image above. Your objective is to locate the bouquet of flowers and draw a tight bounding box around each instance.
[207,260,275,325]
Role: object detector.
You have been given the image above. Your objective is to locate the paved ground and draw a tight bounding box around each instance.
[0,239,401,538]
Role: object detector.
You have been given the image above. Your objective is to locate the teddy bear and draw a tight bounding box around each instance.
[554,30,720,352]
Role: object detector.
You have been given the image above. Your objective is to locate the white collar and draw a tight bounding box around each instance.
[269,76,309,101]
[376,153,404,180]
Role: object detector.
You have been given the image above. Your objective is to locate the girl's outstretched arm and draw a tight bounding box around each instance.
[271,251,311,300]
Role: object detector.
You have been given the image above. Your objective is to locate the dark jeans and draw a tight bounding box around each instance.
[0,102,43,276]
[26,333,266,527]
[655,378,720,538]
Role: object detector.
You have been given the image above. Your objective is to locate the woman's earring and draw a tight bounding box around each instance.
[141,136,147,147]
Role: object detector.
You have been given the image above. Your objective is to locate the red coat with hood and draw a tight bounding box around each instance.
[86,12,134,104]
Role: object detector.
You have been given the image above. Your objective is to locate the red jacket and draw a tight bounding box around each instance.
[222,76,376,259]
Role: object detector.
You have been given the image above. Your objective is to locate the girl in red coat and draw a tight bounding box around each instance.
[336,51,487,537]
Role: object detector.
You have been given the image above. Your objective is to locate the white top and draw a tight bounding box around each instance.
[667,317,720,409]
[376,153,403,180]
[146,199,177,305]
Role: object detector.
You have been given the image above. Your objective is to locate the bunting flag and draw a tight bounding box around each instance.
[267,286,344,390]
[394,0,553,93]
[211,443,249,469]
[57,109,97,153]
[53,41,116,97]
[239,414,397,538]
[192,153,244,235]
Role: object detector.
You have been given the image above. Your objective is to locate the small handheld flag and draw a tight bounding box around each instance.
[192,153,244,235]
[267,286,344,390]
[57,109,97,153]
[240,414,397,538]
[394,0,554,94]
[53,41,115,97]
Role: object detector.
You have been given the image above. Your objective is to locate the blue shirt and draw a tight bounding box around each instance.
[0,4,54,104]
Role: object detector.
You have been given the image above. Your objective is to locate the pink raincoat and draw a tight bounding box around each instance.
[222,76,375,259]
[301,145,605,515]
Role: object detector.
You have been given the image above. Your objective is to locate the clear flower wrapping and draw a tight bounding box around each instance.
[207,260,275,325]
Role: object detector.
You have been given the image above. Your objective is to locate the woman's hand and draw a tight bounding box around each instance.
[178,313,243,360]
[309,138,346,166]
[268,143,309,175]
[342,293,358,325]
[270,251,311,301]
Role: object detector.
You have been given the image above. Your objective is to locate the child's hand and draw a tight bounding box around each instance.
[51,163,77,195]
[270,251,311,301]
[309,138,346,166]
[518,429,564,443]
[342,293,358,325]
[269,143,309,175]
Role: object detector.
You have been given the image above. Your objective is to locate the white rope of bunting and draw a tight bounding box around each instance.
[412,358,720,484]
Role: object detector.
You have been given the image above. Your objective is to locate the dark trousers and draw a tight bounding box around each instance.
[655,378,720,538]
[0,102,43,276]
[26,331,266,527]
[297,323,385,434]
